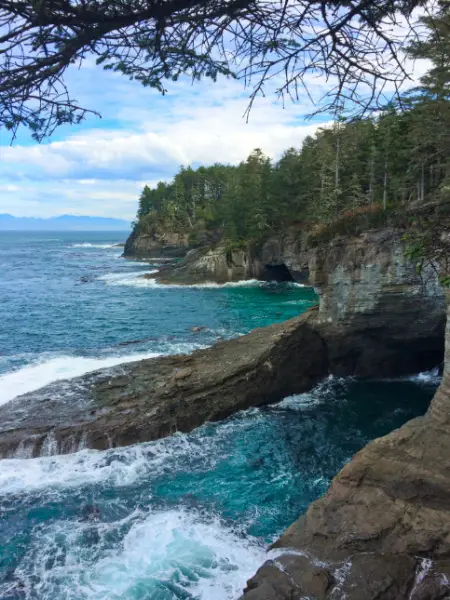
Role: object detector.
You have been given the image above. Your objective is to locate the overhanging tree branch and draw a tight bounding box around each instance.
[0,0,425,140]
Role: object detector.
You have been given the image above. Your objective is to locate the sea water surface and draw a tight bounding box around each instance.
[0,231,440,599]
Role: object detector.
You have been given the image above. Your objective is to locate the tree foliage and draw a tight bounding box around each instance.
[135,5,450,248]
[1,0,425,140]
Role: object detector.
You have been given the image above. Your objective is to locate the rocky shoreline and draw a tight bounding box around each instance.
[2,223,449,598]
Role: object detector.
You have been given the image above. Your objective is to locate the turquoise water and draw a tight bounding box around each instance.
[0,232,439,599]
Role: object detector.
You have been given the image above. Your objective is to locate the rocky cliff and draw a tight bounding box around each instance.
[123,224,189,259]
[157,226,445,375]
[242,293,450,600]
[152,229,308,284]
[309,228,445,376]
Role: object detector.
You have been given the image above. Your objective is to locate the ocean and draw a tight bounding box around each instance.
[0,231,439,600]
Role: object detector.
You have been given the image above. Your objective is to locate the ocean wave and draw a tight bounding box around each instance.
[0,352,161,406]
[70,243,121,249]
[0,501,265,600]
[277,376,346,411]
[98,270,159,285]
[0,425,266,599]
[0,337,207,406]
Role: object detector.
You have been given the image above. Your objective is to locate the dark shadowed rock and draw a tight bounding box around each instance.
[310,228,446,376]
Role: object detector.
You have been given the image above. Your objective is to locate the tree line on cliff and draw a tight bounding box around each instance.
[134,4,450,245]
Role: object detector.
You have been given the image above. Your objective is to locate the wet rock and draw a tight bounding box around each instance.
[243,553,417,600]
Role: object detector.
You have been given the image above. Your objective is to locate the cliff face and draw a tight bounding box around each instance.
[162,226,445,377]
[310,228,445,376]
[242,293,450,600]
[123,225,189,259]
[152,229,309,284]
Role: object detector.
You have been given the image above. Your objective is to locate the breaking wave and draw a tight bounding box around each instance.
[0,340,205,406]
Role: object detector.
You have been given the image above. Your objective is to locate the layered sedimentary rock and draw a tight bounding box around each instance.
[0,312,328,458]
[123,225,189,259]
[152,229,309,284]
[241,293,450,600]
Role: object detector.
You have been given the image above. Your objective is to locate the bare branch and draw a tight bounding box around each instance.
[0,0,425,139]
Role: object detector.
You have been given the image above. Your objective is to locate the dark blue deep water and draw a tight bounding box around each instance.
[0,231,439,599]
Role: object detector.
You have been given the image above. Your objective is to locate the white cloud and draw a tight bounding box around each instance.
[0,76,331,218]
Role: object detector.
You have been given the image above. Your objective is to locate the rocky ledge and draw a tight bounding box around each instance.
[0,312,327,458]
[0,292,443,460]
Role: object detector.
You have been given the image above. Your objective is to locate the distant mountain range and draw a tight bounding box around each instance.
[0,214,131,231]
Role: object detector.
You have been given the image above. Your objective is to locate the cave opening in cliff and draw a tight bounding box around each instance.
[263,263,295,282]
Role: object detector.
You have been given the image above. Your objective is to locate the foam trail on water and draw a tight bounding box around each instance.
[0,419,223,494]
[98,270,159,285]
[408,367,441,386]
[5,506,265,600]
[0,434,266,599]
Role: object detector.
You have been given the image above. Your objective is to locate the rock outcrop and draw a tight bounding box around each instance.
[123,225,189,259]
[152,230,309,284]
[155,245,265,284]
[0,312,328,458]
[241,293,450,600]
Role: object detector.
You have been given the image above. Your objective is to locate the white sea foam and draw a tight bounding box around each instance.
[8,505,265,600]
[84,509,263,600]
[408,367,441,386]
[0,337,207,407]
[0,435,266,600]
[101,275,305,290]
[70,243,121,249]
[0,352,160,406]
[277,376,343,411]
[98,270,159,285]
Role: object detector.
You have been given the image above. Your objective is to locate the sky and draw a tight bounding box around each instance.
[0,28,429,222]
